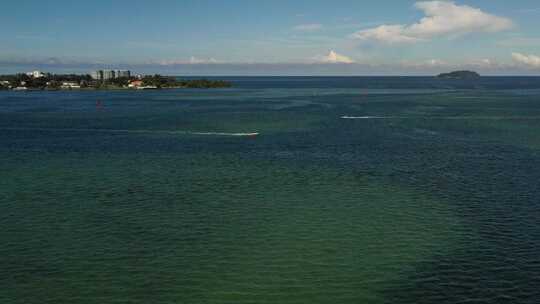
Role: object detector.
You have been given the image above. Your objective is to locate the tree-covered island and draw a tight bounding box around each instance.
[0,72,232,91]
[437,70,481,79]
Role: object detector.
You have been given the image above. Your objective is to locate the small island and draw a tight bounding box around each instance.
[0,70,232,91]
[437,70,481,79]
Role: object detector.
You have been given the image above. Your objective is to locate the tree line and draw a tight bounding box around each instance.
[0,73,232,90]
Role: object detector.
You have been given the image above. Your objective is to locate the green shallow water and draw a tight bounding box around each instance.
[1,153,464,303]
[2,77,540,303]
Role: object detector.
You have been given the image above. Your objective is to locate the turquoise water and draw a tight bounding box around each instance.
[1,77,540,303]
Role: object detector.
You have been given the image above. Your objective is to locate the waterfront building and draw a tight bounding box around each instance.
[103,70,115,80]
[90,70,131,80]
[115,70,131,78]
[92,69,131,80]
[60,82,81,89]
[26,70,45,78]
[91,70,103,80]
[128,80,143,88]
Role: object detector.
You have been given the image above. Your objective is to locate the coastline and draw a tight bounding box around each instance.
[1,87,231,92]
[0,72,232,91]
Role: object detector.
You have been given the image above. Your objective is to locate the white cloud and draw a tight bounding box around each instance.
[352,1,513,44]
[354,25,422,44]
[294,24,323,31]
[314,50,355,64]
[512,52,540,68]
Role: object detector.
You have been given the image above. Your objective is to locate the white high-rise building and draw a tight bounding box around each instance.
[102,70,115,80]
[115,70,131,78]
[26,71,45,78]
[91,70,131,80]
[91,71,103,80]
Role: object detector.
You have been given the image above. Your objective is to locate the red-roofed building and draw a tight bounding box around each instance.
[128,80,143,88]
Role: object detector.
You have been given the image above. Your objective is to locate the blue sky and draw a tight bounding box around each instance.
[1,0,540,75]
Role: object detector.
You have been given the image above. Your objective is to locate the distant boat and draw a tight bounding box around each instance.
[12,87,28,91]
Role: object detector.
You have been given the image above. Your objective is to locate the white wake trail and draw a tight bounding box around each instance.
[0,127,259,137]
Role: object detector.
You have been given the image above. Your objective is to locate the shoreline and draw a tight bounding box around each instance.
[0,73,232,91]
[1,86,232,92]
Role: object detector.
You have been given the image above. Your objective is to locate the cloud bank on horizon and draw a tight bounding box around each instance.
[314,51,355,64]
[512,53,540,68]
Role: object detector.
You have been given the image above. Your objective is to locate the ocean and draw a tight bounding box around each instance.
[1,77,540,303]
